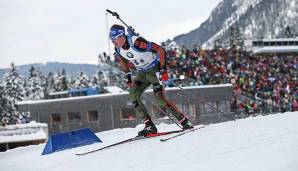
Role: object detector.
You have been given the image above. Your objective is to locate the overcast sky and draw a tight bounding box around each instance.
[0,0,221,69]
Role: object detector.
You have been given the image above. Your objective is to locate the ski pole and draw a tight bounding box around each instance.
[116,70,183,129]
[106,9,139,36]
[167,80,235,121]
[169,78,235,121]
[142,93,183,130]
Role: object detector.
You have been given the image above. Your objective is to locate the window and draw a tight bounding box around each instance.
[282,41,288,46]
[289,41,294,45]
[87,110,98,122]
[68,112,81,123]
[50,113,61,124]
[121,108,136,120]
[270,42,276,46]
[253,41,263,47]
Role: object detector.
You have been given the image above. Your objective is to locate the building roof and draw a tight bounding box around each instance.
[253,46,298,54]
[17,84,233,105]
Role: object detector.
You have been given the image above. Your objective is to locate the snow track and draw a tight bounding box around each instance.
[1,112,298,171]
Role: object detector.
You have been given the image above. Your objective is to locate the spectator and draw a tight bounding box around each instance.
[104,45,298,114]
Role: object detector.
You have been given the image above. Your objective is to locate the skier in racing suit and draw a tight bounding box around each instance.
[109,24,193,136]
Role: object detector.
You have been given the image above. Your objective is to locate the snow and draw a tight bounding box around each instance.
[104,86,125,94]
[253,45,298,54]
[0,121,48,143]
[0,129,47,143]
[287,0,297,18]
[1,111,298,171]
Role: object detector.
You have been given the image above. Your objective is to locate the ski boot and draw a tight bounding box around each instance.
[138,116,158,137]
[180,117,194,130]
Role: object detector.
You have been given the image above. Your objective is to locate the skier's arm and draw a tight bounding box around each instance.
[115,50,134,87]
[152,43,168,81]
[118,56,130,73]
[114,48,130,73]
[151,42,166,70]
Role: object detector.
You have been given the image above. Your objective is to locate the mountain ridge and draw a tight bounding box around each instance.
[0,62,113,80]
[173,0,298,48]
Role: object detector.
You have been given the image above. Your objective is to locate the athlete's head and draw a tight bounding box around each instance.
[109,24,126,47]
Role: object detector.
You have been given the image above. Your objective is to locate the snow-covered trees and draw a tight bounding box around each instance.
[1,63,29,125]
[52,69,69,92]
[26,66,45,100]
[283,25,297,38]
[90,71,105,93]
[2,63,26,103]
[45,72,55,93]
[213,38,224,50]
[72,71,90,89]
[0,82,9,126]
[0,63,112,125]
[227,26,244,49]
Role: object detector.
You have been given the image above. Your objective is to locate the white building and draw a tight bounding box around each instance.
[245,38,298,54]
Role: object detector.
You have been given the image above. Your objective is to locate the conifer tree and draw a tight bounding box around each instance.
[73,71,90,89]
[2,63,28,124]
[26,66,44,100]
[227,26,244,49]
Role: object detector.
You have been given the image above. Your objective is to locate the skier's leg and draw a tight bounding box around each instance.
[128,80,150,117]
[154,86,193,129]
[153,85,184,119]
[146,68,193,129]
[128,73,157,136]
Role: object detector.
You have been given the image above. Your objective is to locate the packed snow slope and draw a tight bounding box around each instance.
[1,112,298,171]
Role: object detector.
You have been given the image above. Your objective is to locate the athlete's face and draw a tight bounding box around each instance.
[112,35,126,48]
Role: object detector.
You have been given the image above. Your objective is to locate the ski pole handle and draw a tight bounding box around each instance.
[106,9,139,36]
[106,9,119,19]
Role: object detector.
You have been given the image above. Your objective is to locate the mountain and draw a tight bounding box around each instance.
[173,0,298,48]
[0,62,119,80]
[1,111,298,170]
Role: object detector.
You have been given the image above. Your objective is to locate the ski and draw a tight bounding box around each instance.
[160,126,205,142]
[76,129,184,156]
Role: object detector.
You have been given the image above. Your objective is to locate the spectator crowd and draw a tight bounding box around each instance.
[164,45,297,115]
[110,43,297,115]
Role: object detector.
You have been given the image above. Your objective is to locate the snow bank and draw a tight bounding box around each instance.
[0,121,48,143]
[0,112,298,171]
